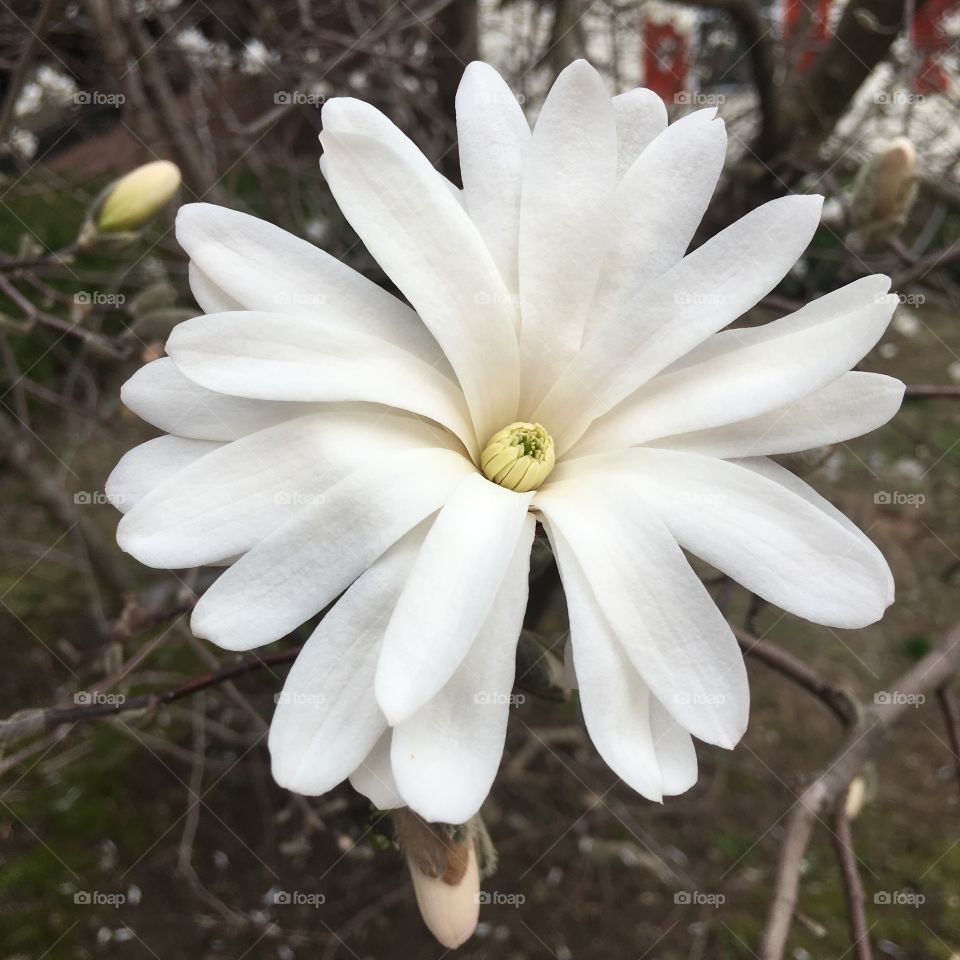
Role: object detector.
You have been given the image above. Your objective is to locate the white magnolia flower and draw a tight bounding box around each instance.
[108,60,902,825]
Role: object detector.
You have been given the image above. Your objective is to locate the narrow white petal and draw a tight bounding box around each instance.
[547,527,662,800]
[585,110,726,341]
[518,60,618,410]
[165,311,476,455]
[737,456,894,604]
[106,435,222,514]
[118,410,452,569]
[349,731,404,810]
[268,527,425,796]
[121,357,317,442]
[650,699,698,796]
[612,88,667,181]
[188,262,242,313]
[176,203,440,363]
[191,447,475,650]
[320,98,519,444]
[575,277,898,455]
[391,515,535,823]
[536,476,749,748]
[535,194,825,453]
[647,372,905,459]
[616,448,893,628]
[456,61,530,296]
[375,474,534,724]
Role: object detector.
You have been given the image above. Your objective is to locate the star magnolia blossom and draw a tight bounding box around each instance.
[108,60,902,826]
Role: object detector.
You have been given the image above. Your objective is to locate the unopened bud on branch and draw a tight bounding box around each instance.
[96,160,181,233]
[848,138,917,249]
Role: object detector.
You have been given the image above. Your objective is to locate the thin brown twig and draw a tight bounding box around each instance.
[830,800,873,960]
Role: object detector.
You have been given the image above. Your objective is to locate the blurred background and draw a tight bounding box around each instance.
[1,0,959,957]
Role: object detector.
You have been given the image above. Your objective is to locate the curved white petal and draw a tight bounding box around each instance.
[518,60,618,410]
[650,699,698,796]
[176,203,441,364]
[456,61,530,297]
[737,455,894,604]
[188,262,242,313]
[320,98,519,445]
[118,410,451,569]
[121,357,318,442]
[615,448,893,628]
[536,476,749,748]
[391,514,535,823]
[106,435,222,514]
[268,526,425,796]
[585,109,726,341]
[349,731,404,810]
[612,88,668,181]
[191,447,475,650]
[646,372,905,459]
[575,276,898,455]
[535,194,825,453]
[546,525,662,800]
[165,311,476,455]
[375,473,534,725]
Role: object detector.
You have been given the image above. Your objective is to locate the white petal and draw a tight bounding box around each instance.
[575,276,898,455]
[615,448,893,628]
[118,410,450,569]
[456,61,530,296]
[612,88,668,181]
[585,110,726,342]
[165,311,476,455]
[737,456,894,604]
[106,435,221,513]
[121,357,318,442]
[535,194,825,453]
[176,203,440,363]
[650,699,698,796]
[647,372,905,459]
[518,60,617,410]
[268,527,425,796]
[320,98,519,445]
[375,473,534,724]
[349,731,404,810]
[536,476,749,748]
[188,262,242,313]
[191,447,475,650]
[391,515,535,823]
[546,525,662,800]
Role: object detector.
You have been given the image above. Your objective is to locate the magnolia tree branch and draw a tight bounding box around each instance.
[759,620,960,959]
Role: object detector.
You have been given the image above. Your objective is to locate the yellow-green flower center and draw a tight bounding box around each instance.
[480,422,556,493]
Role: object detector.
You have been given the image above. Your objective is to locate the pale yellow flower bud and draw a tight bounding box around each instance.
[409,839,480,949]
[849,138,917,249]
[96,160,181,233]
[481,421,556,493]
